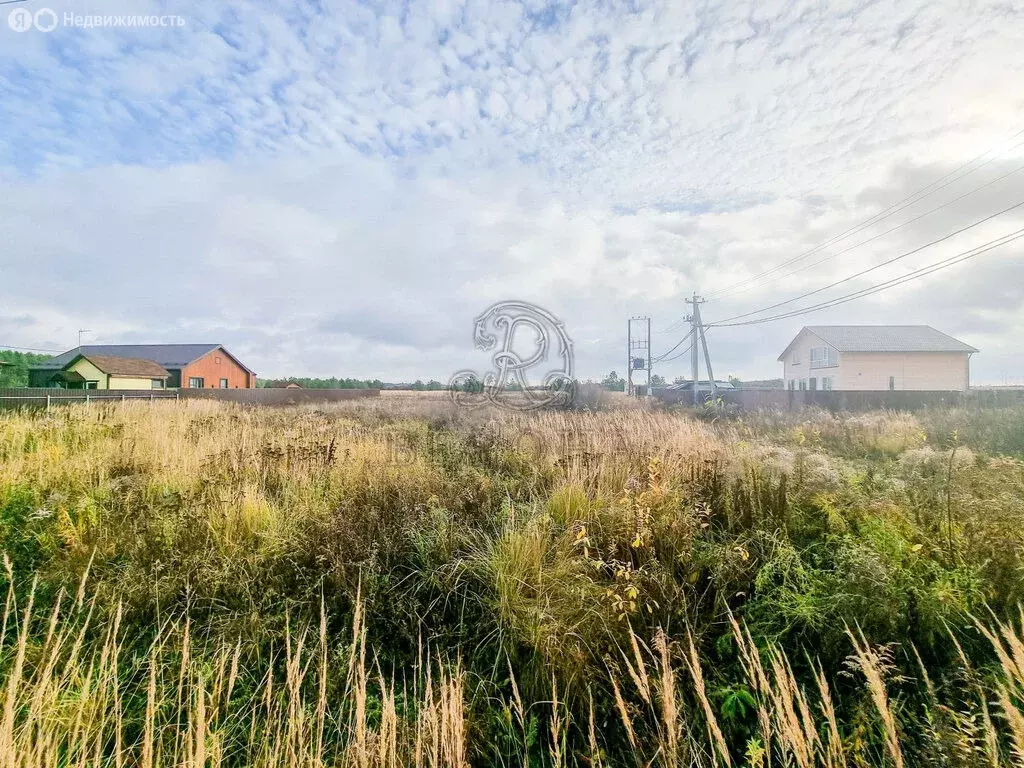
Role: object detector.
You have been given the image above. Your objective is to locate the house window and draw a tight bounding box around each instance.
[799,379,807,391]
[810,346,838,369]
[220,378,228,388]
[788,379,795,391]
[85,381,98,390]
[151,379,165,389]
[792,351,801,365]
[809,377,817,391]
[889,376,896,391]
[823,377,833,391]
[189,377,205,389]
[215,356,222,364]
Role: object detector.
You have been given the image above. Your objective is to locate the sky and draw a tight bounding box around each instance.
[1,0,1022,384]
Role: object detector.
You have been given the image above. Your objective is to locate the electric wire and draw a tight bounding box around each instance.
[706,198,1024,326]
[660,134,1024,335]
[651,329,694,363]
[656,335,697,364]
[709,160,1024,305]
[0,343,62,353]
[708,228,1024,328]
[703,126,1024,301]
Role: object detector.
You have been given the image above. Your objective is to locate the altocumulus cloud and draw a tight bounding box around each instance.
[0,0,1023,382]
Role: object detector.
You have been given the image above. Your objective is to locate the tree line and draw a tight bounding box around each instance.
[0,350,52,388]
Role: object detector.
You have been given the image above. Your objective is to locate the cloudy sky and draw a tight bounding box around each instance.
[1,0,1023,384]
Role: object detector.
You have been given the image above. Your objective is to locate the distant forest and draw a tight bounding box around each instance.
[0,350,52,388]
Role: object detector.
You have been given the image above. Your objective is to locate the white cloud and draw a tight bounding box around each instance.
[0,0,1023,383]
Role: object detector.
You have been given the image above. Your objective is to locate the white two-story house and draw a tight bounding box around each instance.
[779,326,978,392]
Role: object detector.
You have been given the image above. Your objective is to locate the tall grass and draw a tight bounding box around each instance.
[4,565,1024,766]
[0,567,471,767]
[1,399,1024,764]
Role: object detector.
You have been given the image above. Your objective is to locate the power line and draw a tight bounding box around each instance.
[709,228,1024,328]
[659,126,1024,334]
[0,343,62,353]
[704,127,1024,301]
[710,160,1024,305]
[711,230,1024,327]
[651,329,693,363]
[706,197,1024,326]
[659,332,701,364]
[655,332,696,364]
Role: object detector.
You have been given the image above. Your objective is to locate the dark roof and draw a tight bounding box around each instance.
[49,370,87,383]
[30,344,254,373]
[779,326,978,359]
[76,355,169,378]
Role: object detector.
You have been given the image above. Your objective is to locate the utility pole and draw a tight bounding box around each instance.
[626,319,632,396]
[626,317,652,397]
[646,317,652,393]
[696,301,717,402]
[686,294,705,406]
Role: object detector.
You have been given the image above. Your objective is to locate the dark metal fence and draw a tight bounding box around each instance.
[0,388,180,409]
[0,388,381,410]
[179,388,380,405]
[653,386,1024,411]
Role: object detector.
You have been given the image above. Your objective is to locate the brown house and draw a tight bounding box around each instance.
[29,344,256,389]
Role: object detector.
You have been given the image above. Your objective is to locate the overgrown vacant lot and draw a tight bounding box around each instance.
[1,398,1024,766]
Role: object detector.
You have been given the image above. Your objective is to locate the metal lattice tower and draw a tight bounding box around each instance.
[626,317,651,396]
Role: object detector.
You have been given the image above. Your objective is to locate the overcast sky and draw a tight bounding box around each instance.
[1,0,1022,383]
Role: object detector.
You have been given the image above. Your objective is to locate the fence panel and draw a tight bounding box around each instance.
[653,387,1024,412]
[0,388,181,410]
[178,389,380,405]
[0,387,381,410]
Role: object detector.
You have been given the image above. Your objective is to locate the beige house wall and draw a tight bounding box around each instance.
[837,352,970,391]
[781,329,973,391]
[64,359,165,390]
[65,358,109,388]
[108,375,165,390]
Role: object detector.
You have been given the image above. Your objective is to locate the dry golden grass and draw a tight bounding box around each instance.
[1,398,1023,766]
[0,566,470,768]
[2,554,1024,766]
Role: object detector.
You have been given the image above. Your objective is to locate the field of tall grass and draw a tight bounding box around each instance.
[1,397,1024,766]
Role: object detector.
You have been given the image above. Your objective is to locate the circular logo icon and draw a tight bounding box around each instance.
[34,8,58,32]
[7,7,33,31]
[448,300,575,411]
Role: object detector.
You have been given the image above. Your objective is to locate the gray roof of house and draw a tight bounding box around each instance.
[30,344,225,371]
[792,326,978,356]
